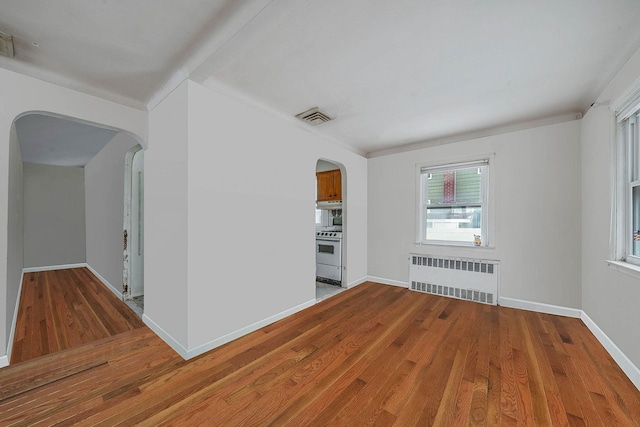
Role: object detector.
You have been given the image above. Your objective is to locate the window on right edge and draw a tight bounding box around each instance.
[618,108,640,265]
[418,160,489,246]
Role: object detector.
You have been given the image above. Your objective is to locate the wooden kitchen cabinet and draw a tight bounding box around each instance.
[316,169,342,201]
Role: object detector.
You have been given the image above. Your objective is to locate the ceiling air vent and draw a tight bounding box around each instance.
[0,31,15,58]
[295,107,332,125]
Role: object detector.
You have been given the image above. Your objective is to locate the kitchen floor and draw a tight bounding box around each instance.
[316,281,345,301]
[125,295,144,318]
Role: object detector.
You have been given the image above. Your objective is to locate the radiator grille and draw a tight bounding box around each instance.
[409,255,499,306]
[411,255,495,275]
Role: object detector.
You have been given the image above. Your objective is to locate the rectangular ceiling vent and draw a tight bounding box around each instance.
[295,107,332,125]
[0,31,15,58]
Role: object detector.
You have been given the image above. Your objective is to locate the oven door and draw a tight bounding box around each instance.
[316,238,341,266]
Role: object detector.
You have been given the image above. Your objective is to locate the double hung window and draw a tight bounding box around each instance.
[418,160,489,246]
[617,105,640,265]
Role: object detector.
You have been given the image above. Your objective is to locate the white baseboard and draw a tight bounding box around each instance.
[184,299,317,360]
[496,296,639,392]
[580,312,640,391]
[23,263,86,273]
[142,314,189,359]
[143,299,316,361]
[84,264,122,299]
[0,355,8,368]
[365,276,409,288]
[347,276,368,289]
[498,296,582,318]
[5,270,25,365]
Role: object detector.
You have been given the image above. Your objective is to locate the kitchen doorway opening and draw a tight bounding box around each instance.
[123,145,144,314]
[315,159,346,301]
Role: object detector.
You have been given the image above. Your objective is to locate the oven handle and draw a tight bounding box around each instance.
[317,238,341,243]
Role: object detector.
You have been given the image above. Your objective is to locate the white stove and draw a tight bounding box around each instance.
[316,228,343,285]
[316,230,342,239]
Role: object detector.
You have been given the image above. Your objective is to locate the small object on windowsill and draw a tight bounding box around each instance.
[474,235,482,246]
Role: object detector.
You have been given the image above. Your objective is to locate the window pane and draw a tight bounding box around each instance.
[633,186,640,256]
[425,205,482,243]
[455,167,482,203]
[424,173,444,204]
[424,166,482,205]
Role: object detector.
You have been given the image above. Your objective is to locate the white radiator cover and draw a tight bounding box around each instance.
[409,254,499,305]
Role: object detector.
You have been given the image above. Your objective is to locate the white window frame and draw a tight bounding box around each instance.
[416,158,490,247]
[614,91,640,266]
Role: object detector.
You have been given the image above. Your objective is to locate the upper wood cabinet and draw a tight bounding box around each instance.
[316,169,342,201]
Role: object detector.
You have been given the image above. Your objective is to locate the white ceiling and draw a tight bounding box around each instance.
[15,114,117,167]
[2,0,640,156]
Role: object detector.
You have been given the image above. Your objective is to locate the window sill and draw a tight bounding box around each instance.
[606,260,640,280]
[416,241,495,250]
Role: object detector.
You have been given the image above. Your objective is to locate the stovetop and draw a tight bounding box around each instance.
[316,228,342,238]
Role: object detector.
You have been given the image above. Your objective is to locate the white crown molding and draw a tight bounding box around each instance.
[367,112,580,159]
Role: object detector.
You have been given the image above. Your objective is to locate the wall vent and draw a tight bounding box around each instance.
[0,31,15,58]
[409,254,499,306]
[295,107,332,125]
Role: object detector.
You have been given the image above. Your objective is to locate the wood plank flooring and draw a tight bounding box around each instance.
[2,278,639,425]
[10,268,144,364]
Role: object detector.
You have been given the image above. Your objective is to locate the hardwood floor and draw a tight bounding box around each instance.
[10,268,144,364]
[1,278,639,425]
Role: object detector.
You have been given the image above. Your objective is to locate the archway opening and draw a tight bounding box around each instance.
[6,111,145,364]
[315,159,346,301]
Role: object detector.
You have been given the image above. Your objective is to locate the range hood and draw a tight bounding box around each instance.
[316,200,342,210]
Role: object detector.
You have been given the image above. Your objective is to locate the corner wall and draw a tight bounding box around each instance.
[144,81,189,353]
[368,120,583,309]
[144,79,368,357]
[85,133,140,292]
[581,47,640,370]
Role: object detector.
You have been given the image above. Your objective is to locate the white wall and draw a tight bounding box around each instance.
[22,163,86,268]
[85,133,140,292]
[145,81,189,352]
[5,125,23,361]
[0,67,146,361]
[144,80,367,356]
[368,120,583,308]
[581,48,640,369]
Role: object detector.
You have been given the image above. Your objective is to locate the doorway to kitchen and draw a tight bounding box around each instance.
[315,159,346,301]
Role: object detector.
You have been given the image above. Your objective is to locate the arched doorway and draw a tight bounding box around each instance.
[315,159,346,301]
[6,111,146,363]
